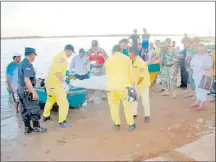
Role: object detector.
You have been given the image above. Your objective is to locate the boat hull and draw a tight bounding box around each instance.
[34,86,88,108]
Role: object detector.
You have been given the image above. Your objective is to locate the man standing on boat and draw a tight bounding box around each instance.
[128,29,140,48]
[43,44,74,128]
[106,45,136,131]
[142,28,150,55]
[129,46,151,122]
[70,48,89,80]
[88,40,108,76]
[18,47,47,134]
[6,53,21,114]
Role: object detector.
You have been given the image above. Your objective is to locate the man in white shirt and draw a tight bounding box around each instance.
[70,48,89,80]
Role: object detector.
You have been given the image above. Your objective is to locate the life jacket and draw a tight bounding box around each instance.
[89,49,105,65]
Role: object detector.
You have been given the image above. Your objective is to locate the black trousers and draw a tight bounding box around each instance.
[180,66,187,87]
[18,91,41,127]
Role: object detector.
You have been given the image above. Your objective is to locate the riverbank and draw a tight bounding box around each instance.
[1,85,215,161]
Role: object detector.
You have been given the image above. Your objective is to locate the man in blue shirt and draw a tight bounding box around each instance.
[6,53,21,113]
[128,29,140,48]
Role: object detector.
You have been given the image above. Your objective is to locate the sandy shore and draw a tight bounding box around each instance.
[1,85,215,161]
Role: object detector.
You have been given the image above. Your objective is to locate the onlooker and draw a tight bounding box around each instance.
[70,48,89,80]
[147,42,155,62]
[6,53,21,113]
[128,29,140,48]
[119,38,129,56]
[179,39,191,88]
[141,28,150,54]
[171,41,176,48]
[190,44,212,110]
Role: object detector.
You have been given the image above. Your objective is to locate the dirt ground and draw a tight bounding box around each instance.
[1,85,215,161]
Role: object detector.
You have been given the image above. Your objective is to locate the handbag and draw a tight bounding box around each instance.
[198,74,214,91]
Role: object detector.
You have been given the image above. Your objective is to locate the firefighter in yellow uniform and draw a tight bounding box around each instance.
[129,46,151,122]
[106,45,136,131]
[43,44,74,128]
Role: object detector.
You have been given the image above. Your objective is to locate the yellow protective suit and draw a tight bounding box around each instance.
[132,56,151,117]
[43,51,69,123]
[106,52,134,125]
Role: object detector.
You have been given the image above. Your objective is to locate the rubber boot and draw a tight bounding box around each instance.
[24,120,33,134]
[43,116,51,122]
[144,116,150,123]
[113,124,120,131]
[129,123,136,131]
[32,120,47,133]
[58,120,72,128]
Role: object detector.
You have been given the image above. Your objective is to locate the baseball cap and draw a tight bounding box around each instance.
[92,40,98,47]
[129,46,138,54]
[64,44,75,52]
[79,48,86,54]
[13,53,21,57]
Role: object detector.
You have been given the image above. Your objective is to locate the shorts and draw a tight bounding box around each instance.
[12,91,20,103]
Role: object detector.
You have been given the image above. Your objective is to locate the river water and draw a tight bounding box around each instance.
[1,36,183,141]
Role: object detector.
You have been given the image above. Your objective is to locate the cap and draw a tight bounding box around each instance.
[92,40,98,47]
[112,45,122,53]
[13,53,21,57]
[79,48,86,54]
[64,44,75,52]
[129,46,138,54]
[24,47,37,56]
[159,41,166,47]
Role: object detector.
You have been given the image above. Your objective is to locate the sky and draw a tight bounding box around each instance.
[1,2,215,37]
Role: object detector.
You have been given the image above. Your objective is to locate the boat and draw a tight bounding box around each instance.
[35,78,88,108]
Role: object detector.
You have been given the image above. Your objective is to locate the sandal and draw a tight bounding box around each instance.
[191,102,200,108]
[184,93,194,98]
[160,92,169,96]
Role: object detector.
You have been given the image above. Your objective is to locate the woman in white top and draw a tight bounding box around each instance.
[190,44,212,110]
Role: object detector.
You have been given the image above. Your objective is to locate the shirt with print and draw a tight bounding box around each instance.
[160,48,177,66]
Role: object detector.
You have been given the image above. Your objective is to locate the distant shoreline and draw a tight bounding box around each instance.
[1,34,215,43]
[1,34,195,40]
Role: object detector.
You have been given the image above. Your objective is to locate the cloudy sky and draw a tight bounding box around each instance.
[1,2,215,37]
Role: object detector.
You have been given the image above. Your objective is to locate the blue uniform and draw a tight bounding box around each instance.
[18,58,41,129]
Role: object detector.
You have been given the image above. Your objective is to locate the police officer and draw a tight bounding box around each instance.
[18,47,47,134]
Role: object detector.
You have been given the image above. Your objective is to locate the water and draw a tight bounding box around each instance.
[1,36,184,141]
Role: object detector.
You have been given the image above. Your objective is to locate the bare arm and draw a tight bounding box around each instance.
[6,75,12,90]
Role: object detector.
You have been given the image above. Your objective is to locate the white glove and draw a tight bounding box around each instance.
[63,83,69,92]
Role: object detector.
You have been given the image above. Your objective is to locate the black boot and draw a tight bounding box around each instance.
[32,120,47,133]
[24,120,33,134]
[43,116,51,122]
